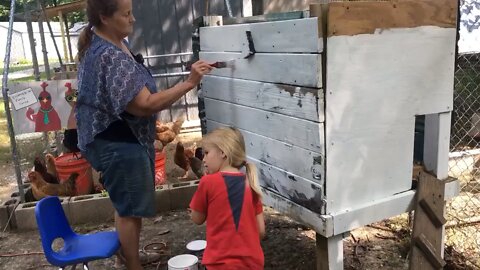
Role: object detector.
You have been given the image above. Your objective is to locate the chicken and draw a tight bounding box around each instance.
[174,142,205,179]
[155,118,184,149]
[28,171,77,200]
[45,154,57,178]
[34,156,58,184]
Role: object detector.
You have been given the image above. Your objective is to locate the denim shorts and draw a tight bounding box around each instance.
[85,138,156,217]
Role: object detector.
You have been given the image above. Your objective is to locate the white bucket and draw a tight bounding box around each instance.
[186,240,207,261]
[168,254,199,270]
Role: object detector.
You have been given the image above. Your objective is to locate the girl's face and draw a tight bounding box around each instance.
[202,144,226,174]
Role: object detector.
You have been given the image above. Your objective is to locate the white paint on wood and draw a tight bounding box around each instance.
[199,52,322,88]
[423,112,452,179]
[325,26,456,213]
[316,233,344,270]
[242,0,252,17]
[204,98,324,153]
[202,76,323,122]
[262,188,333,236]
[207,119,324,183]
[333,190,416,235]
[200,18,321,53]
[249,156,325,213]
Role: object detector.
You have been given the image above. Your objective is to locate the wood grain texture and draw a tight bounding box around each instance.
[199,52,322,88]
[202,76,323,122]
[207,119,325,183]
[204,98,324,153]
[200,18,322,53]
[328,0,457,37]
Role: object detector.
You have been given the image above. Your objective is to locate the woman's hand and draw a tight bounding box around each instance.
[186,60,213,87]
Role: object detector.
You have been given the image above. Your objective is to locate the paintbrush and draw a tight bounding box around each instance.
[186,60,235,70]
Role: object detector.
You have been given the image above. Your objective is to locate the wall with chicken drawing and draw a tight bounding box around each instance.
[9,80,78,135]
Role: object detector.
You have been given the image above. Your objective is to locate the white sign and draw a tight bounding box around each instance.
[8,88,38,110]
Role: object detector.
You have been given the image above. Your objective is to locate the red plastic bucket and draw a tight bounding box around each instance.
[55,153,93,195]
[155,150,167,186]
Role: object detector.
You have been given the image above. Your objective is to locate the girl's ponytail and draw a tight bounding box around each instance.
[245,162,262,198]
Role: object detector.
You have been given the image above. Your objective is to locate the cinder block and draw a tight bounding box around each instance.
[15,197,70,231]
[0,198,20,231]
[68,194,114,225]
[169,181,199,210]
[155,184,171,213]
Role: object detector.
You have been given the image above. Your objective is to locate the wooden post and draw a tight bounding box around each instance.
[316,233,344,270]
[25,10,41,81]
[409,111,452,269]
[58,11,69,66]
[37,11,51,80]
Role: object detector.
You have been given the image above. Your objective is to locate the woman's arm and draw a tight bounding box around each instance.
[126,60,212,117]
[256,213,266,239]
[190,209,207,225]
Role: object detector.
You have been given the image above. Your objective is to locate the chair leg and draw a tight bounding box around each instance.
[83,262,90,270]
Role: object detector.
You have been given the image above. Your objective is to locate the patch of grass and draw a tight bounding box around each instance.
[0,63,33,75]
[10,71,52,82]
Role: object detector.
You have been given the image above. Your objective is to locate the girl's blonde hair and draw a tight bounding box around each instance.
[202,127,262,197]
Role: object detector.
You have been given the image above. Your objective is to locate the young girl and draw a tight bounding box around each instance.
[189,127,265,270]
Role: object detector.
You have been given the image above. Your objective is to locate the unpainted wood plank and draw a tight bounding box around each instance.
[199,52,322,88]
[325,26,456,213]
[202,76,323,122]
[261,188,333,236]
[200,18,322,53]
[410,172,447,270]
[204,98,323,153]
[328,0,457,37]
[207,119,324,183]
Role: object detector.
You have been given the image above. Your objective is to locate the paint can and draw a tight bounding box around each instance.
[168,254,199,270]
[186,240,207,259]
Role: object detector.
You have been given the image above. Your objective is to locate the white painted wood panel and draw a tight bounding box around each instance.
[200,18,322,53]
[207,119,324,183]
[202,76,323,122]
[204,98,323,153]
[199,52,322,88]
[325,26,456,213]
[250,156,325,214]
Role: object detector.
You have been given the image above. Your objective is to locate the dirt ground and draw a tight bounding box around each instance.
[0,132,472,269]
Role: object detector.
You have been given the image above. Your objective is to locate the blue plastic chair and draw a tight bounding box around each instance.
[35,196,120,269]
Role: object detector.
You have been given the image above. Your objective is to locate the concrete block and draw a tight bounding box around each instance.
[68,194,114,225]
[155,184,171,213]
[169,181,199,210]
[15,197,70,231]
[0,198,20,231]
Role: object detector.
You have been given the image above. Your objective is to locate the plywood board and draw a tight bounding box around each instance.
[202,76,323,122]
[207,119,324,183]
[200,18,322,53]
[199,52,322,88]
[328,0,457,37]
[325,26,456,213]
[204,98,323,153]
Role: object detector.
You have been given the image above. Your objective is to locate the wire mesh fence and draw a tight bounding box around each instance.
[445,51,480,269]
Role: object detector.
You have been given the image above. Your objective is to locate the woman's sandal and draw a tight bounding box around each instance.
[114,248,163,268]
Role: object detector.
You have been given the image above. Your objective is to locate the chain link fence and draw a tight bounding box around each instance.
[445,51,480,268]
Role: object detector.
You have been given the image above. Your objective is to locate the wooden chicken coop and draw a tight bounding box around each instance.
[198,0,459,268]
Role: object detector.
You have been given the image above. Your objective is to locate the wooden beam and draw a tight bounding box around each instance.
[200,18,322,53]
[202,76,323,122]
[44,0,86,19]
[204,98,324,152]
[316,233,344,270]
[199,52,322,88]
